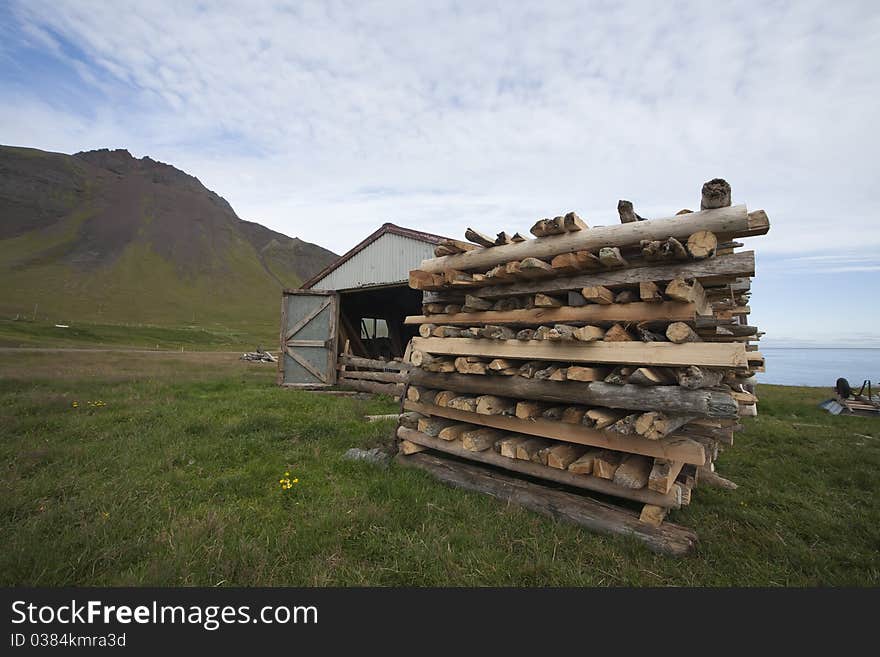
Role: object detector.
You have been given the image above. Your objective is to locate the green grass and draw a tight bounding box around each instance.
[0,319,273,351]
[1,351,878,585]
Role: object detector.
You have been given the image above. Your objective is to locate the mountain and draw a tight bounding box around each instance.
[0,145,337,333]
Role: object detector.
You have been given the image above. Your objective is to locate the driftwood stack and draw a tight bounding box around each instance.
[395,178,767,554]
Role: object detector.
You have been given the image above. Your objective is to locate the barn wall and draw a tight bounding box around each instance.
[310,232,436,291]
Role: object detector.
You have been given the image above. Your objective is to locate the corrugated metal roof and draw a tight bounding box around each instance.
[301,223,450,291]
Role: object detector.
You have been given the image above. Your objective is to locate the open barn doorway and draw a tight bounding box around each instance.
[336,284,423,359]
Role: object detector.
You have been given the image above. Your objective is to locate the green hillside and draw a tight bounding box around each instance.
[0,145,337,340]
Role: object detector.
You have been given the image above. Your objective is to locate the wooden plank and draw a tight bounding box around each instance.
[396,451,696,555]
[284,296,331,340]
[404,401,706,464]
[407,371,738,418]
[412,337,748,368]
[469,251,755,300]
[285,346,328,383]
[397,427,682,508]
[419,205,758,273]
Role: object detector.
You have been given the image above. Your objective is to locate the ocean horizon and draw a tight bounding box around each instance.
[757,347,880,388]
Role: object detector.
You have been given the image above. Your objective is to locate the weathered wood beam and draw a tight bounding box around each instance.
[419,205,762,273]
[407,370,737,418]
[411,337,749,368]
[395,451,697,555]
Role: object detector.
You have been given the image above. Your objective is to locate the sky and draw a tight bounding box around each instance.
[1,0,879,346]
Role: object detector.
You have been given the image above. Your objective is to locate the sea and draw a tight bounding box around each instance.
[757,348,880,388]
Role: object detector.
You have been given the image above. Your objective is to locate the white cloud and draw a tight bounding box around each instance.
[2,0,880,257]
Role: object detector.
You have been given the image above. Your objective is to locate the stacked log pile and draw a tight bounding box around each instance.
[397,179,767,536]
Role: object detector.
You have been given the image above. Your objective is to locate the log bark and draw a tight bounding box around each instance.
[408,370,739,417]
[617,200,644,223]
[593,450,624,479]
[340,354,411,371]
[598,247,628,268]
[613,454,652,489]
[339,370,407,383]
[666,322,701,344]
[461,427,504,451]
[475,395,515,415]
[437,423,472,441]
[465,227,496,248]
[338,378,404,396]
[675,366,724,389]
[417,416,458,437]
[701,178,732,210]
[419,205,755,273]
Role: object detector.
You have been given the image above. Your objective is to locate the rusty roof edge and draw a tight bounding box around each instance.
[300,222,451,289]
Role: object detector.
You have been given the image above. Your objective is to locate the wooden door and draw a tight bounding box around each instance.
[278,290,339,387]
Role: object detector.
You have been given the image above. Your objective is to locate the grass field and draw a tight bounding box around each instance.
[0,318,275,351]
[1,350,878,586]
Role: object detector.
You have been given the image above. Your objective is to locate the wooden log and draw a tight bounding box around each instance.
[418,416,458,437]
[687,230,718,259]
[517,360,542,378]
[444,269,475,286]
[449,250,755,301]
[476,395,515,416]
[534,363,562,380]
[567,290,588,306]
[617,200,644,223]
[419,205,758,274]
[604,366,634,385]
[614,289,637,304]
[462,427,504,451]
[463,294,493,311]
[628,367,673,386]
[438,423,473,441]
[534,293,564,308]
[465,227,496,248]
[408,369,739,418]
[639,281,663,302]
[603,323,633,342]
[498,434,531,458]
[447,396,478,413]
[495,231,514,246]
[572,325,605,342]
[598,247,627,268]
[516,437,551,461]
[518,258,555,279]
[701,178,731,210]
[585,408,624,429]
[398,412,422,429]
[609,413,640,435]
[399,439,427,455]
[409,270,445,290]
[613,454,652,489]
[432,325,464,338]
[636,412,695,440]
[437,238,478,254]
[404,300,704,327]
[675,366,724,390]
[547,444,586,469]
[516,328,536,341]
[340,354,410,371]
[405,401,707,464]
[635,323,666,342]
[665,278,706,307]
[565,365,608,382]
[568,449,601,474]
[340,370,407,383]
[339,378,404,396]
[454,357,487,375]
[488,358,516,371]
[666,322,700,344]
[648,460,685,494]
[562,406,587,424]
[545,324,576,341]
[563,211,588,231]
[423,303,445,314]
[396,452,696,555]
[492,297,522,311]
[433,390,459,407]
[582,285,614,304]
[639,504,668,527]
[593,450,624,479]
[419,323,437,338]
[515,400,548,419]
[663,237,689,261]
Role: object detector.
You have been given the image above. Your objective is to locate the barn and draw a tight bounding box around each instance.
[277,223,449,388]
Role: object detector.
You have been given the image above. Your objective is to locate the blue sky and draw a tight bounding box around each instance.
[1,1,879,346]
